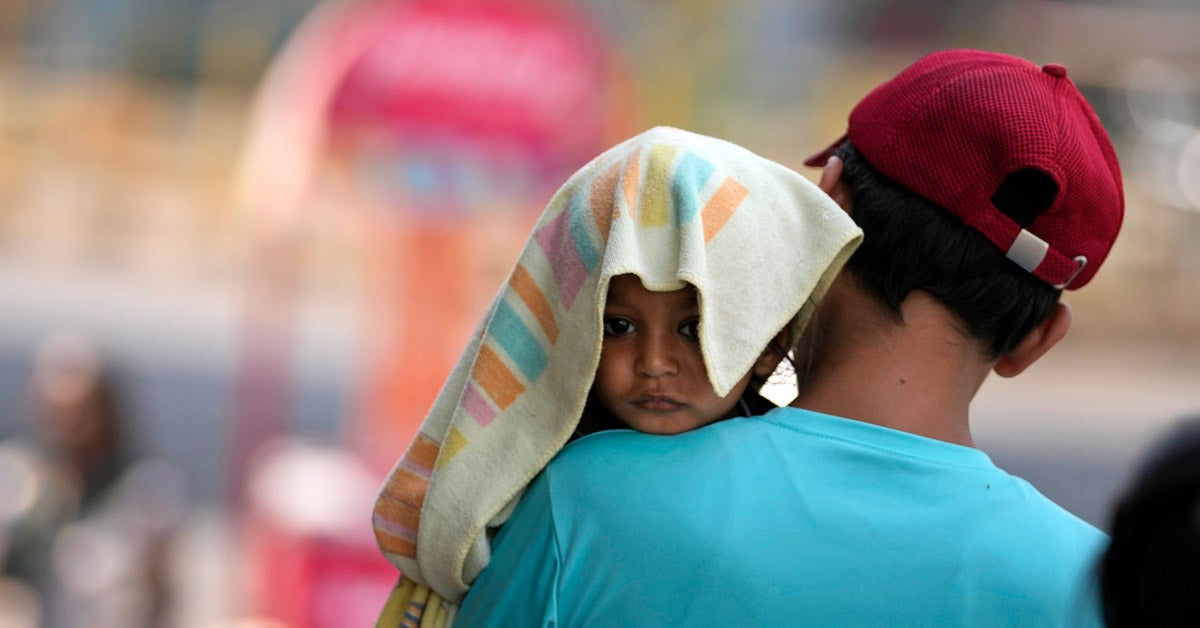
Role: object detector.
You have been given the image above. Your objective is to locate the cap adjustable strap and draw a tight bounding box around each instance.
[1007,229,1088,290]
[1052,255,1088,290]
[1007,229,1049,273]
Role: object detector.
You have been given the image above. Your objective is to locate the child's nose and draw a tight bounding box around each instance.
[637,334,679,377]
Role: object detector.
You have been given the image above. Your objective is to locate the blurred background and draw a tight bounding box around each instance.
[0,0,1197,626]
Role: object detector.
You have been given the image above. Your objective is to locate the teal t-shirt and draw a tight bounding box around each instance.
[456,407,1106,627]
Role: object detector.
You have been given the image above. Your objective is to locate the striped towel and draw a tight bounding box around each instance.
[372,126,862,623]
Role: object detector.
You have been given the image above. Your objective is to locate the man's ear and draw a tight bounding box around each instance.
[753,330,790,378]
[993,302,1072,378]
[817,155,852,211]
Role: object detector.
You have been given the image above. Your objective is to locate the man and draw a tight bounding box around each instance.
[456,49,1123,626]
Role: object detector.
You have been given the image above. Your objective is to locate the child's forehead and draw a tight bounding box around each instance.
[606,274,698,304]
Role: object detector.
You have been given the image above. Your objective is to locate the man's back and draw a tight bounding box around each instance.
[457,407,1105,627]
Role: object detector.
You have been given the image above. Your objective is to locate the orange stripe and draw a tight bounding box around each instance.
[473,345,525,409]
[622,152,640,220]
[376,529,417,558]
[405,433,440,472]
[374,494,422,530]
[380,468,429,510]
[703,177,748,242]
[591,160,621,241]
[510,266,559,343]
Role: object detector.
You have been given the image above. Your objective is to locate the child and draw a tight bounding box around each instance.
[576,273,786,437]
[371,126,862,626]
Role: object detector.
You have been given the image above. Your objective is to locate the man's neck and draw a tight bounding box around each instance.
[790,286,992,447]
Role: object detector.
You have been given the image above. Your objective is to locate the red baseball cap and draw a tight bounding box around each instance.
[805,49,1124,289]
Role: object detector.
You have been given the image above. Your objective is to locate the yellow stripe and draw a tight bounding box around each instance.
[640,144,677,227]
[376,579,416,628]
[435,428,468,470]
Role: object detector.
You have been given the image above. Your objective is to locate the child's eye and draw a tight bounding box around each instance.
[678,318,700,341]
[603,317,636,336]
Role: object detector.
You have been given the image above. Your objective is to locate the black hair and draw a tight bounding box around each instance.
[832,141,1061,358]
[1101,416,1200,626]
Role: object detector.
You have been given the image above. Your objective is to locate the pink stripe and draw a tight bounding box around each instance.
[372,513,418,541]
[535,211,589,309]
[399,457,432,479]
[462,382,498,427]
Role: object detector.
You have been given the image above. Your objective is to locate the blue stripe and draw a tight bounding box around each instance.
[491,299,549,381]
[569,190,601,271]
[672,152,715,224]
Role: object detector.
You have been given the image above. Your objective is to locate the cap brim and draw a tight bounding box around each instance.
[803,133,847,168]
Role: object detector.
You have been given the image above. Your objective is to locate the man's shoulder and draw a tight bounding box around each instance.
[541,414,790,509]
[989,474,1108,553]
[547,426,722,483]
[553,411,790,472]
[988,471,1104,530]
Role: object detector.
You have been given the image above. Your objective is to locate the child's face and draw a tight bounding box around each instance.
[593,275,754,435]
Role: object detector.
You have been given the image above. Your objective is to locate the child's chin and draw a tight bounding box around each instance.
[623,416,710,436]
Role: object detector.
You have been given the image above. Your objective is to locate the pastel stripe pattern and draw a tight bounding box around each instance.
[703,176,748,242]
[673,151,717,224]
[534,211,589,310]
[489,299,548,382]
[591,160,622,241]
[461,382,497,427]
[366,128,869,625]
[374,433,441,558]
[568,191,602,272]
[640,144,677,226]
[436,427,468,469]
[622,152,640,220]
[509,265,558,343]
[471,345,524,410]
[375,137,754,564]
[468,142,742,434]
[402,600,424,628]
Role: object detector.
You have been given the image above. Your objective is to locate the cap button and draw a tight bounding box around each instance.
[1042,63,1068,79]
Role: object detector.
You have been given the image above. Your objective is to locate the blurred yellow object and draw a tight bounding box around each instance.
[376,576,449,628]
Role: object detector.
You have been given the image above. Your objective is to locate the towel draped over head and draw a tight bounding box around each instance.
[371,126,862,621]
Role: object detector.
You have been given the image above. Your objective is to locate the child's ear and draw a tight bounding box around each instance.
[753,330,790,378]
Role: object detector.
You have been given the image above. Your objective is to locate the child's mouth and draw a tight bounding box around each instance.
[634,395,684,411]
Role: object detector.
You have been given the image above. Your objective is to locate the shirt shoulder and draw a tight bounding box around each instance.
[543,418,778,507]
